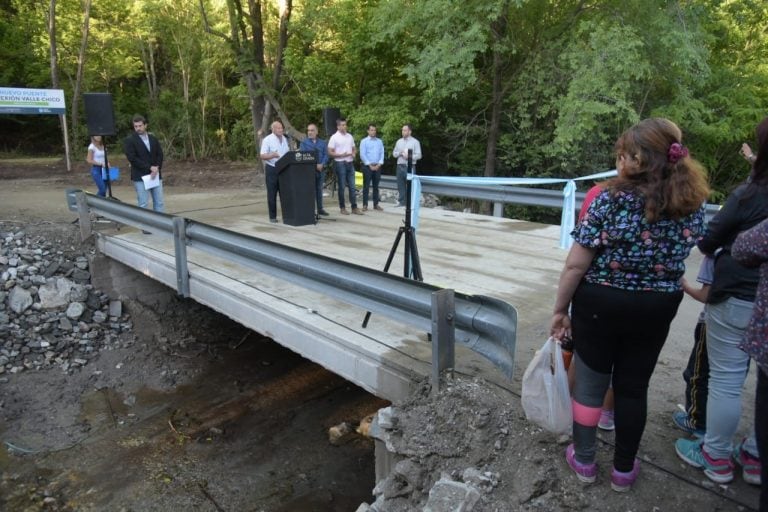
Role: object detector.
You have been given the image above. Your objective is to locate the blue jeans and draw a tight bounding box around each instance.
[362,165,381,207]
[333,161,356,210]
[396,164,408,205]
[704,297,757,459]
[90,166,107,196]
[265,164,279,220]
[132,179,165,212]
[315,168,325,211]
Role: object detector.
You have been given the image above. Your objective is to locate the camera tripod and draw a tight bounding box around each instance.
[362,150,422,328]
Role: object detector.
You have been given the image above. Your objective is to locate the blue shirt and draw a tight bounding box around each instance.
[360,136,384,166]
[299,137,328,166]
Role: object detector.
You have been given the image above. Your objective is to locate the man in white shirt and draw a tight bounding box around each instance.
[392,124,422,207]
[259,120,290,223]
[328,118,362,215]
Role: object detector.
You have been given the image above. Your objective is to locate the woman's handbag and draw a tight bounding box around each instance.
[521,337,572,434]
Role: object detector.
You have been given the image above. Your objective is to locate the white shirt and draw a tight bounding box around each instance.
[393,136,422,166]
[88,143,105,166]
[328,131,355,162]
[139,133,151,151]
[260,133,290,166]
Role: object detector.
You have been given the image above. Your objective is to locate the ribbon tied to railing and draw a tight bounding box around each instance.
[408,170,618,249]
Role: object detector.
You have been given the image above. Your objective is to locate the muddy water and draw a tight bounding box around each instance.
[9,339,388,511]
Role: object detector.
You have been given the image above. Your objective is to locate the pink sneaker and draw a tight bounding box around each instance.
[611,459,640,492]
[733,439,762,486]
[598,409,615,431]
[565,444,597,483]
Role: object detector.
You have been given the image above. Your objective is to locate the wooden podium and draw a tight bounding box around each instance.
[276,151,317,226]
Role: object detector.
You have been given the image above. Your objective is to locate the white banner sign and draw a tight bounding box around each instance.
[0,87,66,115]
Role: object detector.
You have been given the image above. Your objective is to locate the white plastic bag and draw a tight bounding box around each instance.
[521,337,572,434]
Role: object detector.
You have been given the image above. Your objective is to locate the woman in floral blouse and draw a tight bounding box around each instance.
[551,118,709,492]
[732,216,768,510]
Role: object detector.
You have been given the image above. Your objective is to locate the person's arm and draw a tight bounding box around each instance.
[350,136,356,158]
[741,143,758,164]
[732,217,768,268]
[319,140,328,167]
[697,188,745,255]
[152,135,163,175]
[86,146,98,166]
[259,137,277,161]
[682,278,710,303]
[124,137,138,168]
[550,243,596,340]
[327,135,340,158]
[392,140,402,158]
[412,140,422,162]
[360,139,369,165]
[376,140,384,165]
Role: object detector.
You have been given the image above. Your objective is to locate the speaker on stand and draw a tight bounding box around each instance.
[83,93,117,199]
[322,107,341,138]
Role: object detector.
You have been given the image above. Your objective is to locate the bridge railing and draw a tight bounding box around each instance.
[66,189,517,389]
[378,175,721,222]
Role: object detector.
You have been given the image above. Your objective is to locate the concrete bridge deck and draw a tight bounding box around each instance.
[95,191,570,401]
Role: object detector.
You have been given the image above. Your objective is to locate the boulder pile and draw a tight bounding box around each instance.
[0,228,132,375]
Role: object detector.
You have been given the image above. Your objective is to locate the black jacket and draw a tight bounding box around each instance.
[698,183,768,303]
[124,132,163,182]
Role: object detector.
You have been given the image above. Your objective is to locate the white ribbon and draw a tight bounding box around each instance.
[408,170,618,249]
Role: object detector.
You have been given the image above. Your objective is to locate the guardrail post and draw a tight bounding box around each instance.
[74,191,92,241]
[431,289,455,395]
[172,217,190,297]
[492,202,503,217]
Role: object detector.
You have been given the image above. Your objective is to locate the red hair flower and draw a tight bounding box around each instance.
[668,142,689,164]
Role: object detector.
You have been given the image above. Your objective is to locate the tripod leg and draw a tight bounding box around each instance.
[362,226,406,328]
[407,229,424,281]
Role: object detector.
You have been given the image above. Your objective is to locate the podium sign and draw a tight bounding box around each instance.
[276,151,317,226]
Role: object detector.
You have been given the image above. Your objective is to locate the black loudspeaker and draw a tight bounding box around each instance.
[322,107,341,137]
[83,93,116,136]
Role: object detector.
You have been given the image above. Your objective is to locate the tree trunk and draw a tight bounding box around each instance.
[48,0,72,171]
[482,14,507,214]
[139,38,158,105]
[260,0,291,135]
[71,0,92,151]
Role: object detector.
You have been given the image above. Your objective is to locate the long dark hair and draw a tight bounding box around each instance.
[749,116,768,187]
[607,118,709,222]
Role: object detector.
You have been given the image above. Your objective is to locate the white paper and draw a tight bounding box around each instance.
[141,173,160,190]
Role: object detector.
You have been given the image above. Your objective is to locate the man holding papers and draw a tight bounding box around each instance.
[124,114,165,213]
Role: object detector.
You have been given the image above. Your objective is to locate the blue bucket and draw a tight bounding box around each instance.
[101,167,120,180]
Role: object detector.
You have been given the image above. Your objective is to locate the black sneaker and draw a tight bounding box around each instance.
[318,210,329,216]
[269,218,278,224]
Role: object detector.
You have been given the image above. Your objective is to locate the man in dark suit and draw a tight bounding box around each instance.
[124,114,165,212]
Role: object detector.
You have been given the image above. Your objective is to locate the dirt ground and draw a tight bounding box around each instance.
[0,157,763,511]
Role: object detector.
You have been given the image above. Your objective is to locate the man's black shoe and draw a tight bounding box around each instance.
[318,210,329,216]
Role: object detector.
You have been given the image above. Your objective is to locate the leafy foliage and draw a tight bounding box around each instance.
[0,0,765,200]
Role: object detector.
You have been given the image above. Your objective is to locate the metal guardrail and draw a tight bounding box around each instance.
[378,175,721,221]
[66,189,518,383]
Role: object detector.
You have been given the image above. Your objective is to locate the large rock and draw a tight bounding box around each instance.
[8,286,33,314]
[423,478,480,512]
[38,277,75,309]
[65,302,85,320]
[69,284,89,302]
